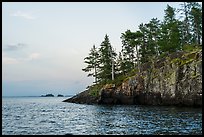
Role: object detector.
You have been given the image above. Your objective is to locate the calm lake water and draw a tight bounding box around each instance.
[2,96,202,135]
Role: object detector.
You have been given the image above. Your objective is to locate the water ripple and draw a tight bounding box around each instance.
[2,97,202,135]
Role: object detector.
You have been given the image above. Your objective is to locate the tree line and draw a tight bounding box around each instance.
[82,2,202,85]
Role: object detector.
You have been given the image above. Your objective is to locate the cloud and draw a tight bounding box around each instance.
[4,43,27,51]
[2,52,19,64]
[10,10,36,20]
[2,57,19,64]
[2,52,41,64]
[27,53,41,60]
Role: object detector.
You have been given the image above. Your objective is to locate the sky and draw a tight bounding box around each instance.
[2,2,184,96]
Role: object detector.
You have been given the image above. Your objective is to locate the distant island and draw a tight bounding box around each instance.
[57,94,64,97]
[41,94,54,97]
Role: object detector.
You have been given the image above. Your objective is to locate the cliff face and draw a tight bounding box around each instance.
[64,49,202,107]
[98,50,202,107]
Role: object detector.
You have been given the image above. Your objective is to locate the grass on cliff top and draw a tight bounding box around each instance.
[88,73,137,97]
[170,45,202,66]
[183,44,202,52]
[88,84,103,96]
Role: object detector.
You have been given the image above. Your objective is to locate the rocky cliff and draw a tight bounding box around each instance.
[63,49,202,107]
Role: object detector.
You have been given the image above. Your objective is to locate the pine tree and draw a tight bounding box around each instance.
[98,34,117,83]
[82,45,100,84]
[116,52,126,76]
[120,30,135,74]
[138,23,148,63]
[189,3,202,45]
[137,19,161,63]
[148,18,161,56]
[158,4,182,54]
[177,2,192,44]
[134,30,143,72]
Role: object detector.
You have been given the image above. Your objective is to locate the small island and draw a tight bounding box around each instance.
[41,94,54,97]
[57,94,64,97]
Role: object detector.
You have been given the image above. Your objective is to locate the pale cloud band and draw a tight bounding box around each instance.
[2,55,19,64]
[10,10,36,20]
[2,52,41,64]
[4,43,27,51]
[3,42,40,64]
[27,53,41,60]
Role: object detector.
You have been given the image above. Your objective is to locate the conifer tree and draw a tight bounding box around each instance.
[82,45,100,84]
[98,34,117,82]
[178,2,192,44]
[116,52,126,76]
[158,4,181,54]
[120,30,135,74]
[138,23,149,63]
[189,4,202,45]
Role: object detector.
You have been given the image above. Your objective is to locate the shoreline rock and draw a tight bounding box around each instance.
[62,90,99,105]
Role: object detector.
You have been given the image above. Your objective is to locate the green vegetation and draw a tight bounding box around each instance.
[88,84,103,96]
[170,46,201,67]
[82,45,100,84]
[82,2,202,97]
